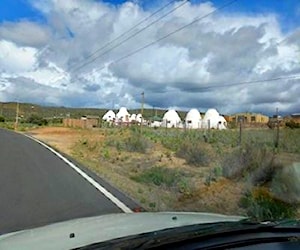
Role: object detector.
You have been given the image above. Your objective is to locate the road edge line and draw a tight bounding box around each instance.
[23,134,133,214]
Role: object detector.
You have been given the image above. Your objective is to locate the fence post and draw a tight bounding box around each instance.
[239,118,242,146]
[275,107,279,149]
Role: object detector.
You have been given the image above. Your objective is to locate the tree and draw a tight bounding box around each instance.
[27,114,48,126]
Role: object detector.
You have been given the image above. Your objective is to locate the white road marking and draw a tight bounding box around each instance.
[24,134,133,213]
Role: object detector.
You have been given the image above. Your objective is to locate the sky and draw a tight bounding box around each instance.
[0,0,299,115]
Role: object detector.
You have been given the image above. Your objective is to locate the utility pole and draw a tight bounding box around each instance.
[140,92,145,133]
[239,118,242,146]
[275,107,279,149]
[14,101,19,130]
[141,92,144,117]
[111,100,114,110]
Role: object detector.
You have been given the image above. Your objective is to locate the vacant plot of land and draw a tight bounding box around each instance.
[27,126,300,219]
[27,127,96,155]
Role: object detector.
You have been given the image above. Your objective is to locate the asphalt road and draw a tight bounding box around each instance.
[0,129,137,235]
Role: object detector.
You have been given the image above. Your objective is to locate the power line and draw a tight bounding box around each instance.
[150,74,299,94]
[68,0,179,72]
[92,0,238,74]
[71,0,189,73]
[46,0,185,85]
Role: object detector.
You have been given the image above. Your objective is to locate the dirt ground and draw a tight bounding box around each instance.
[26,126,246,214]
[27,127,101,155]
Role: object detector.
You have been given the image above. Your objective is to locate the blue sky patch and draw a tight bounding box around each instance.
[0,0,299,33]
[0,0,46,23]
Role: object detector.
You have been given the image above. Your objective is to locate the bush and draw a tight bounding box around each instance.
[161,134,183,151]
[26,114,48,126]
[250,160,277,186]
[176,141,210,167]
[50,118,63,124]
[285,120,300,129]
[240,188,297,221]
[222,144,276,184]
[0,116,5,122]
[0,122,14,130]
[106,131,150,154]
[124,134,150,153]
[271,162,300,204]
[132,166,181,187]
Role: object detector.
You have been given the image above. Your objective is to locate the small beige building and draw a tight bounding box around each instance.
[63,116,99,129]
[229,112,269,124]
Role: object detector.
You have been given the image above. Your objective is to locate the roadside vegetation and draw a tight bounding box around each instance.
[0,114,63,131]
[27,125,300,219]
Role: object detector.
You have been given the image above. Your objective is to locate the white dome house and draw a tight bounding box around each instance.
[116,107,130,123]
[202,108,227,130]
[185,109,202,129]
[102,110,116,122]
[161,109,182,128]
[129,114,137,122]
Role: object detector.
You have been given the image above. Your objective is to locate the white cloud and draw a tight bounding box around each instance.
[254,43,299,74]
[0,0,299,115]
[0,40,37,73]
[0,21,50,47]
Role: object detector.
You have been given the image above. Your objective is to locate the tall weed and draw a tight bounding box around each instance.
[240,188,297,221]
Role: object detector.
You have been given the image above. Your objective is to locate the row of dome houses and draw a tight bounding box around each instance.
[102,107,227,130]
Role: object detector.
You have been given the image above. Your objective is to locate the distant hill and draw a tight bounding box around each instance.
[0,102,188,121]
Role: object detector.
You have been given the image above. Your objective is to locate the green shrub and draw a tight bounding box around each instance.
[102,148,110,160]
[240,188,297,221]
[124,134,150,153]
[0,116,5,122]
[132,166,181,187]
[161,135,183,151]
[207,130,238,146]
[0,122,14,130]
[26,114,48,126]
[50,117,63,124]
[177,178,191,195]
[105,130,150,153]
[176,141,210,167]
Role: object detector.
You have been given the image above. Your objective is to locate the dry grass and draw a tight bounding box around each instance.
[176,178,245,215]
[27,127,87,155]
[26,126,300,218]
[26,127,221,212]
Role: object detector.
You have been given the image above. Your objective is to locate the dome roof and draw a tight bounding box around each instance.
[202,108,227,129]
[163,109,181,122]
[116,107,130,118]
[204,109,219,120]
[186,109,201,121]
[218,115,227,122]
[102,110,115,120]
